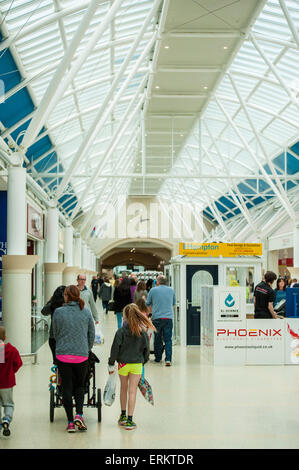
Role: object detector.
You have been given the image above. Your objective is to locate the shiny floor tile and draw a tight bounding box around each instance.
[1,302,299,449]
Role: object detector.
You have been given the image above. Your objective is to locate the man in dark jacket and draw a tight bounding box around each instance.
[99,278,112,314]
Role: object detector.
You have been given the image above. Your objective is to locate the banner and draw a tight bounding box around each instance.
[179,242,262,257]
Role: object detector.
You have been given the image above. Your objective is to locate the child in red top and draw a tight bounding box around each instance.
[0,326,23,436]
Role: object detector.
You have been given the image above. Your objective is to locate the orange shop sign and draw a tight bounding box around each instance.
[179,242,262,257]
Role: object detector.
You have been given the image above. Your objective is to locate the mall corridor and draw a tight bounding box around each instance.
[1,300,299,450]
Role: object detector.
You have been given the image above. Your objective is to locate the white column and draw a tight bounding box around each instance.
[44,206,66,302]
[46,206,59,263]
[64,224,73,266]
[74,235,82,268]
[294,220,299,268]
[63,225,80,285]
[268,250,279,274]
[7,166,26,255]
[3,163,39,353]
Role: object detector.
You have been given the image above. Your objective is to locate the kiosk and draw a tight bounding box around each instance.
[169,243,263,348]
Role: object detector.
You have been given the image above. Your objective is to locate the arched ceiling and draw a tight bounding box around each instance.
[0,0,298,247]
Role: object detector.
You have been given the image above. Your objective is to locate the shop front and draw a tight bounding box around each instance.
[169,242,263,347]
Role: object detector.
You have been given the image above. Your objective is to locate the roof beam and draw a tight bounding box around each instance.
[54,0,161,200]
[21,0,124,153]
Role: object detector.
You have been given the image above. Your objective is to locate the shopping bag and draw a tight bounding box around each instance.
[94,323,104,345]
[138,367,154,406]
[103,373,116,406]
[108,300,116,311]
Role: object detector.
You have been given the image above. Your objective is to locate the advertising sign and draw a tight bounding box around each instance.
[179,242,262,257]
[0,191,7,320]
[245,319,284,365]
[285,320,299,365]
[27,203,44,240]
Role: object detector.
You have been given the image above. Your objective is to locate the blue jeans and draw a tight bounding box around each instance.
[116,312,123,329]
[102,300,108,314]
[152,319,173,362]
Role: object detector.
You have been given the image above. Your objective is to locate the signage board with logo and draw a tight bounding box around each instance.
[214,287,245,322]
[179,243,262,257]
[27,204,44,240]
[245,320,284,365]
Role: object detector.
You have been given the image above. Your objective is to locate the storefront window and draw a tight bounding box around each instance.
[226,266,255,304]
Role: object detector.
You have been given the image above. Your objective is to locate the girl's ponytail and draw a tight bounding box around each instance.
[64,285,85,310]
[123,303,156,336]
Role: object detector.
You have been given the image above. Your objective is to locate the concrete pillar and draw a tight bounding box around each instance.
[267,250,279,275]
[2,164,39,353]
[74,235,82,268]
[46,206,59,263]
[63,225,80,286]
[64,224,73,266]
[44,206,66,301]
[7,166,26,255]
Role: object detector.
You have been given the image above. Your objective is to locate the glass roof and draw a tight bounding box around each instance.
[160,0,299,225]
[0,0,298,233]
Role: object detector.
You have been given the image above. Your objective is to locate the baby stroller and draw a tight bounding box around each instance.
[49,351,102,423]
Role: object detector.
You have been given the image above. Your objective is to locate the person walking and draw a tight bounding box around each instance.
[98,277,112,314]
[146,275,176,366]
[113,277,132,329]
[134,280,148,303]
[91,276,99,302]
[41,285,66,364]
[146,278,153,292]
[0,326,23,437]
[254,271,283,319]
[77,273,99,324]
[52,285,95,433]
[130,277,137,303]
[108,303,154,430]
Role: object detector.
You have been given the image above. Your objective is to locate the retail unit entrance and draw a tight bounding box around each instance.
[169,250,263,347]
[186,264,219,345]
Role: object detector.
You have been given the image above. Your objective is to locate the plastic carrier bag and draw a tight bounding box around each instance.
[103,373,116,406]
[94,324,104,345]
[138,367,154,406]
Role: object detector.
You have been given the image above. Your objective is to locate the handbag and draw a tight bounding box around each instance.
[108,299,116,311]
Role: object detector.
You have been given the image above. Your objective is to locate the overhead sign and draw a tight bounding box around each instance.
[179,242,262,257]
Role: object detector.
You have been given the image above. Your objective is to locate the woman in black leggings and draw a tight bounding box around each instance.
[52,285,95,433]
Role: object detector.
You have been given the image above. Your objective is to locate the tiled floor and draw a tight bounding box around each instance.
[1,300,299,449]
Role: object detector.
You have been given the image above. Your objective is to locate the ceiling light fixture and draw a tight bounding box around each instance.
[223,46,228,50]
[155,85,160,89]
[164,45,169,49]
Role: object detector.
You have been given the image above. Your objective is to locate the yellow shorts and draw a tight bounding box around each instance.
[118,363,143,376]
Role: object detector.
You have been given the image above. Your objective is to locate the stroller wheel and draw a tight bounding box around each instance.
[97,388,102,423]
[50,388,55,422]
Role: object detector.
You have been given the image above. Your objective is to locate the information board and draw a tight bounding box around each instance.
[179,242,262,257]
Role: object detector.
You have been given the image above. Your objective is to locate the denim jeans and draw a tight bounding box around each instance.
[152,319,173,362]
[102,300,109,314]
[116,312,123,329]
